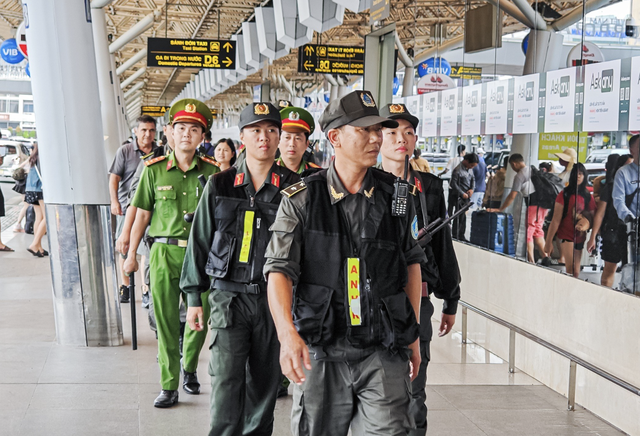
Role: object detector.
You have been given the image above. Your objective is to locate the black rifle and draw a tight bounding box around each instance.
[129,272,137,350]
[417,200,473,248]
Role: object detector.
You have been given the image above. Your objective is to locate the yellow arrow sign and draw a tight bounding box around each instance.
[223,57,233,67]
[223,42,233,52]
[303,60,314,71]
[304,46,314,56]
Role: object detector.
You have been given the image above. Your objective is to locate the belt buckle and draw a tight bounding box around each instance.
[177,239,188,248]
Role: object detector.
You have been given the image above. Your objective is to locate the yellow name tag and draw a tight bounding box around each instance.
[238,210,255,263]
[347,258,362,326]
[157,186,173,191]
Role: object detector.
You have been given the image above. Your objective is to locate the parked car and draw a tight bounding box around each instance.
[422,152,449,176]
[0,140,30,182]
[585,148,627,165]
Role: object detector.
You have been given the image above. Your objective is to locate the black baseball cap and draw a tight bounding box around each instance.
[319,90,398,133]
[238,102,282,131]
[379,103,419,130]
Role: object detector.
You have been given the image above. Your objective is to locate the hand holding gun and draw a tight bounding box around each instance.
[417,200,473,248]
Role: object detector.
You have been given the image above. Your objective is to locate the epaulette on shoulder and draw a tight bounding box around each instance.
[141,151,155,160]
[199,155,220,167]
[145,155,167,167]
[282,181,307,198]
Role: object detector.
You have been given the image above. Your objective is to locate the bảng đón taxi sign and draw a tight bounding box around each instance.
[147,37,236,70]
[297,44,365,76]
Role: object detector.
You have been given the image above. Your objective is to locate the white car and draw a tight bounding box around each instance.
[0,140,30,182]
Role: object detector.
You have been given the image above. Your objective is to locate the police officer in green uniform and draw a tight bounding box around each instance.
[123,99,220,408]
[379,103,460,436]
[277,106,321,174]
[264,90,426,436]
[180,102,300,436]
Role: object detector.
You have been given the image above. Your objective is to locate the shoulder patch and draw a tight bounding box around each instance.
[199,155,220,167]
[144,155,167,167]
[282,181,307,198]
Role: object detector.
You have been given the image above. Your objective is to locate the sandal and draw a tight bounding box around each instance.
[27,248,44,258]
[0,245,14,252]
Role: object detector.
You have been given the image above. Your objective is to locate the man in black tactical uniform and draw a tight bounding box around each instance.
[264,90,426,436]
[180,102,299,436]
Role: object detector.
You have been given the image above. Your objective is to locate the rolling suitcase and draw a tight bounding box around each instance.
[24,205,35,234]
[470,211,515,256]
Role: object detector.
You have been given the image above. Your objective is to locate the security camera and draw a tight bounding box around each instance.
[626,17,639,38]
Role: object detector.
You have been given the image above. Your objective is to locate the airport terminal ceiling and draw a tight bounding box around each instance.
[0,0,598,109]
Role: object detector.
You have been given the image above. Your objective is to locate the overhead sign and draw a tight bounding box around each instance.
[16,21,27,58]
[147,37,236,69]
[566,42,604,67]
[210,108,223,120]
[141,105,170,117]
[544,67,576,133]
[416,74,456,94]
[450,66,482,80]
[417,57,451,77]
[512,74,539,134]
[370,0,391,24]
[0,39,24,64]
[582,59,621,132]
[485,80,509,134]
[297,44,365,75]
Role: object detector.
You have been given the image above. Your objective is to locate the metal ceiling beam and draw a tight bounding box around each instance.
[510,0,547,30]
[124,81,145,99]
[551,0,616,31]
[116,48,147,75]
[485,0,535,28]
[91,0,116,8]
[121,67,146,89]
[109,9,162,53]
[413,34,465,66]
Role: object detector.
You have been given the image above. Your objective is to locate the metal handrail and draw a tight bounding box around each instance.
[459,301,640,411]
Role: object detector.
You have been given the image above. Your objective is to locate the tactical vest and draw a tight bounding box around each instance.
[294,169,419,351]
[205,167,297,287]
[412,171,442,289]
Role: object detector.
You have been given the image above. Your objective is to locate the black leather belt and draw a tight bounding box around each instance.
[213,279,264,294]
[152,237,188,248]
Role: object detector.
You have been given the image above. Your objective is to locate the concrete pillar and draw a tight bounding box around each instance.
[24,0,123,347]
[91,7,121,165]
[116,49,147,76]
[242,22,263,70]
[333,0,372,13]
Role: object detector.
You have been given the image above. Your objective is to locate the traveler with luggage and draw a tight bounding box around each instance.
[587,154,632,287]
[489,153,563,263]
[448,153,478,241]
[544,163,595,278]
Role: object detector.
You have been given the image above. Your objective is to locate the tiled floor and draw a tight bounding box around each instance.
[0,229,626,435]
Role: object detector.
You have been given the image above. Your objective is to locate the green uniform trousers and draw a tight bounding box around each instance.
[207,291,280,436]
[149,243,210,390]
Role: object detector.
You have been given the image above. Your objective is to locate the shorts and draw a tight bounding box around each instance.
[25,191,43,205]
[600,227,628,264]
[561,239,584,251]
[526,205,548,242]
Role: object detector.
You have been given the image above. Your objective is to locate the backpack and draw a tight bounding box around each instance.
[528,166,564,210]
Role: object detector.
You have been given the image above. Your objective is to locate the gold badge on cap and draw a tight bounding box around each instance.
[290,111,300,121]
[360,92,376,108]
[389,104,405,114]
[255,104,269,115]
[185,103,197,113]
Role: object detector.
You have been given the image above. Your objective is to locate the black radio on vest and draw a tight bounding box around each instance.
[391,155,410,217]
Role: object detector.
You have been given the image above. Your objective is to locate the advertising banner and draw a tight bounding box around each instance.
[544,67,577,133]
[420,93,438,138]
[628,56,640,130]
[461,84,482,135]
[538,132,588,162]
[512,74,539,134]
[485,80,509,134]
[582,59,621,132]
[440,88,459,137]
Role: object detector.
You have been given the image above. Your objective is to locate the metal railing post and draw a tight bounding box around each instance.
[568,360,577,411]
[509,329,516,373]
[461,306,468,344]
